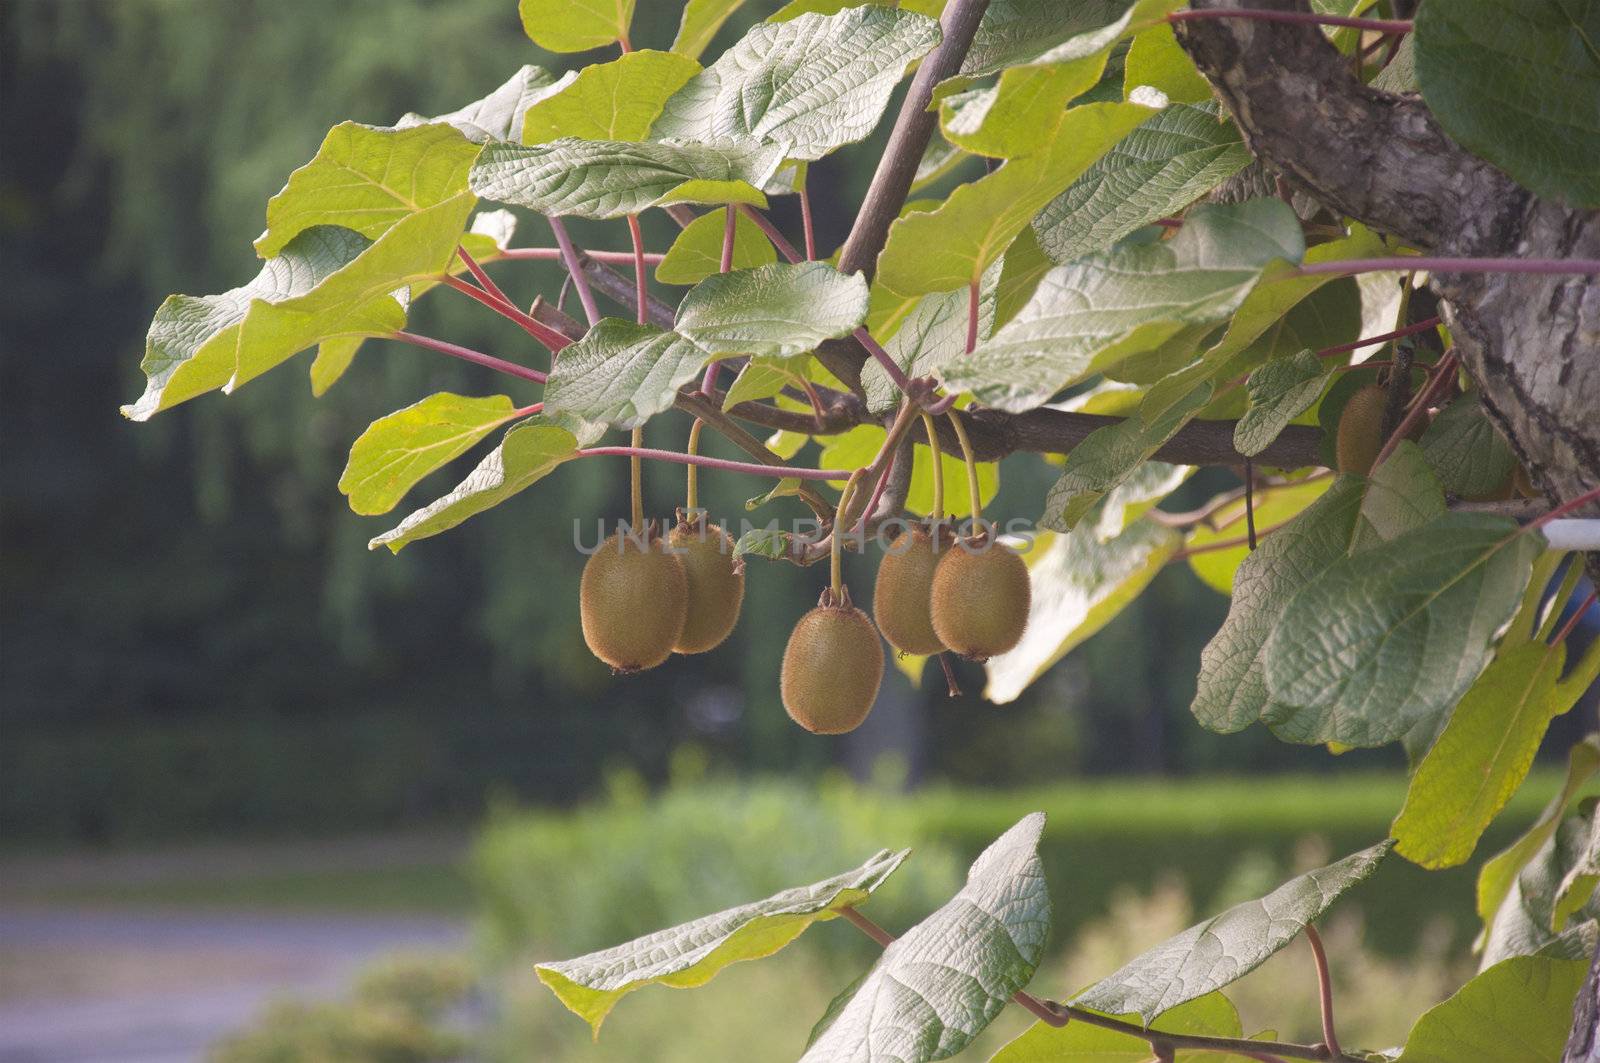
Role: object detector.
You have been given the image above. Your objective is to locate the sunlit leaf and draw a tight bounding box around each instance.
[1123,22,1212,103]
[676,262,868,359]
[340,393,522,516]
[655,207,775,285]
[520,0,635,53]
[521,50,700,144]
[1233,350,1333,458]
[861,261,999,414]
[544,320,712,429]
[1392,955,1588,1063]
[671,0,750,60]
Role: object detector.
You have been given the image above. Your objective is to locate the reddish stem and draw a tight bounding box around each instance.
[1530,484,1600,531]
[1295,257,1600,278]
[1168,9,1412,33]
[854,327,918,395]
[577,446,847,481]
[1317,316,1440,359]
[442,275,571,351]
[1303,925,1341,1060]
[1555,591,1599,646]
[966,279,980,356]
[799,178,817,261]
[738,203,804,264]
[390,330,547,384]
[938,652,962,697]
[856,447,898,532]
[720,207,737,274]
[546,216,603,328]
[1370,351,1458,470]
[456,246,512,309]
[514,402,544,418]
[498,248,665,265]
[626,214,648,328]
[1153,217,1184,229]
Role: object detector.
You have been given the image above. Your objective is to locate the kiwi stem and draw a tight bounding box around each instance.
[390,330,548,384]
[439,276,571,352]
[938,652,962,697]
[737,203,804,264]
[578,446,851,481]
[1371,350,1457,470]
[546,216,602,328]
[832,471,865,601]
[1555,591,1599,646]
[966,279,980,356]
[685,419,704,512]
[922,412,944,517]
[720,207,737,274]
[626,214,648,327]
[498,247,665,266]
[1315,316,1440,359]
[455,246,513,309]
[799,170,817,261]
[630,426,644,530]
[946,411,983,528]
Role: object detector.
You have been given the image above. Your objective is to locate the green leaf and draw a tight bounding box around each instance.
[1042,382,1213,530]
[912,130,968,194]
[861,262,999,414]
[1484,804,1600,965]
[1392,955,1588,1063]
[1034,104,1251,265]
[470,138,783,219]
[994,224,1053,330]
[310,336,365,397]
[1233,350,1333,457]
[543,320,711,428]
[230,194,478,394]
[1190,477,1367,733]
[339,393,521,516]
[1263,513,1544,747]
[962,0,1134,77]
[799,814,1050,1063]
[733,527,793,561]
[1479,736,1600,929]
[877,101,1160,295]
[1414,0,1600,208]
[938,0,1180,159]
[942,199,1304,413]
[722,358,796,408]
[985,518,1181,704]
[1419,391,1517,499]
[1370,33,1418,94]
[655,207,775,284]
[671,0,749,60]
[521,50,700,144]
[991,992,1246,1063]
[255,122,481,258]
[123,226,371,421]
[1184,478,1334,596]
[1554,813,1600,931]
[397,65,559,144]
[653,7,941,161]
[676,262,868,359]
[1353,441,1447,549]
[1123,22,1212,104]
[370,419,580,552]
[519,0,634,53]
[535,846,907,1036]
[1073,841,1391,1024]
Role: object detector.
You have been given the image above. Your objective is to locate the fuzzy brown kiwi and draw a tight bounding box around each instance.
[1335,384,1389,476]
[873,524,947,657]
[668,514,744,654]
[780,592,885,734]
[580,526,688,673]
[930,534,1030,662]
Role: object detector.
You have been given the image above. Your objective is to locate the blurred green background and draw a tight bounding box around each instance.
[3,1,1598,1059]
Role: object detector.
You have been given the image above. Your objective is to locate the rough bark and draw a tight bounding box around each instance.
[1176,0,1600,556]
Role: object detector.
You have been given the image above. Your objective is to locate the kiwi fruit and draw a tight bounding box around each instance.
[580,525,688,673]
[668,514,744,654]
[873,524,947,657]
[1334,384,1389,476]
[780,591,885,734]
[930,534,1030,661]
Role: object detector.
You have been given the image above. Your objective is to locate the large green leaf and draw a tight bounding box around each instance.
[255,122,481,258]
[543,320,711,428]
[941,199,1304,413]
[1073,841,1391,1024]
[877,101,1159,296]
[1482,813,1600,968]
[961,0,1131,76]
[986,517,1181,704]
[1392,955,1588,1063]
[652,7,940,161]
[1185,479,1334,596]
[1122,22,1212,104]
[519,0,634,52]
[123,226,371,421]
[230,195,478,394]
[1262,513,1544,747]
[1233,349,1333,458]
[469,138,783,218]
[396,65,559,144]
[861,262,999,413]
[676,261,868,359]
[938,0,1180,159]
[370,419,580,552]
[1392,556,1600,870]
[991,992,1251,1063]
[655,206,775,285]
[521,50,700,144]
[339,393,522,516]
[800,814,1051,1063]
[1479,736,1600,931]
[1041,383,1213,530]
[535,846,908,1035]
[1418,391,1517,499]
[671,0,750,60]
[1190,477,1367,734]
[1351,440,1447,550]
[1034,103,1251,265]
[1414,0,1600,208]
